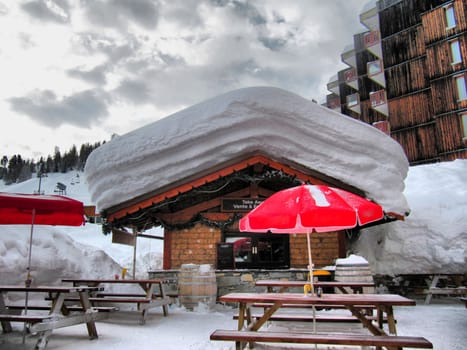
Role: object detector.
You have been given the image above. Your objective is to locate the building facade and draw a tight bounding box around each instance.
[326,0,467,164]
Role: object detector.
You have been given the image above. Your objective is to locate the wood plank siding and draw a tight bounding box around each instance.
[431,75,467,114]
[392,124,438,161]
[383,26,425,68]
[360,100,387,125]
[425,35,467,78]
[385,58,428,98]
[388,92,433,129]
[422,0,467,44]
[436,112,467,153]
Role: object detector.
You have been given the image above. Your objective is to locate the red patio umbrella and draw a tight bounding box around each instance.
[0,192,85,342]
[239,184,384,294]
[0,192,85,284]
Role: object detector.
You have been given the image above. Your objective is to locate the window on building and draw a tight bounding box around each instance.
[445,4,456,29]
[462,113,467,139]
[346,93,359,107]
[450,40,462,64]
[455,74,467,100]
[367,60,383,76]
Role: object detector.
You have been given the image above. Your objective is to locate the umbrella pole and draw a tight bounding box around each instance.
[306,232,317,344]
[26,208,35,287]
[23,208,35,344]
[306,232,314,295]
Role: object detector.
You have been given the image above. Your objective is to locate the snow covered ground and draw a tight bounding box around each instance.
[0,160,466,349]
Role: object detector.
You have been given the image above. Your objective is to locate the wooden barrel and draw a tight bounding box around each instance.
[178,264,217,310]
[334,257,375,294]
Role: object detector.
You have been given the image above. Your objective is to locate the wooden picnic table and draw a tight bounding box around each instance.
[0,285,108,350]
[256,279,375,294]
[461,297,467,308]
[62,278,171,324]
[421,274,467,304]
[211,292,432,350]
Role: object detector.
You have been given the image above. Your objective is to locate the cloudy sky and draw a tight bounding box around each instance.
[1,0,369,160]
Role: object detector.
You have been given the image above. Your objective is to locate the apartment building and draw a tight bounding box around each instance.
[326,0,467,164]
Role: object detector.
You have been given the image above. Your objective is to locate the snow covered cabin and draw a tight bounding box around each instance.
[85,87,410,270]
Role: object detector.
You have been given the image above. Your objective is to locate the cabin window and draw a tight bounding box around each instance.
[223,233,290,269]
[450,40,462,64]
[462,113,467,139]
[445,4,456,29]
[454,74,467,101]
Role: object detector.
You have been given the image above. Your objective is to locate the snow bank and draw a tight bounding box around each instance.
[353,159,467,274]
[85,86,410,216]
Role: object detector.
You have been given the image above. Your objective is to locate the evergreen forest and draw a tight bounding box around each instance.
[0,141,104,185]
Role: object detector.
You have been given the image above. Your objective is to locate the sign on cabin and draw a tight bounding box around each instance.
[221,198,264,212]
[112,228,136,246]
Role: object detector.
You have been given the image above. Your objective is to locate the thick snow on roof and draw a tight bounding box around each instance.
[85,86,409,215]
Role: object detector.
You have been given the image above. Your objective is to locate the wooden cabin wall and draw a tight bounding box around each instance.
[289,232,340,269]
[385,58,428,98]
[436,112,467,153]
[425,34,467,78]
[166,223,221,269]
[422,0,467,44]
[392,124,438,162]
[382,25,425,68]
[388,91,433,129]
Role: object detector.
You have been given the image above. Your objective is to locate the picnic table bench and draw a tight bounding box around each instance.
[62,278,171,324]
[212,292,432,350]
[255,279,375,294]
[420,274,467,304]
[210,330,433,349]
[233,313,391,323]
[0,285,109,350]
[460,297,467,308]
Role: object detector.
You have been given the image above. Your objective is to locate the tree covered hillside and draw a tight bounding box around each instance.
[1,141,104,185]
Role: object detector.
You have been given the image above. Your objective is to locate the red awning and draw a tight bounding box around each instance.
[0,192,85,226]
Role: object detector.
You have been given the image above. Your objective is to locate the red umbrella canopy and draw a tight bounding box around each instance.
[239,184,384,233]
[0,192,85,226]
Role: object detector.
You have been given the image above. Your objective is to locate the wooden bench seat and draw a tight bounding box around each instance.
[96,292,178,298]
[210,329,433,349]
[52,296,152,304]
[252,302,376,309]
[0,314,53,324]
[460,297,467,307]
[233,313,390,323]
[424,287,467,295]
[6,304,118,313]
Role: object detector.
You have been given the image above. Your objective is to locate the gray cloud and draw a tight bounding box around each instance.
[211,0,267,26]
[83,0,160,30]
[21,0,70,24]
[8,89,110,128]
[162,0,204,28]
[114,79,152,104]
[6,0,366,136]
[0,2,9,15]
[67,64,108,85]
[72,32,141,65]
[258,36,287,51]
